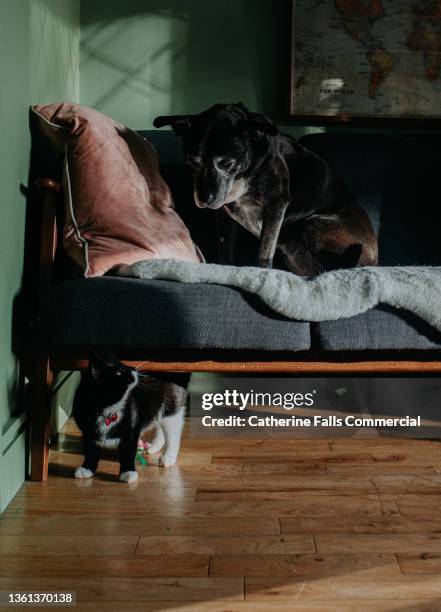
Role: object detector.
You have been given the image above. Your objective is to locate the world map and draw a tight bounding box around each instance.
[292,0,441,117]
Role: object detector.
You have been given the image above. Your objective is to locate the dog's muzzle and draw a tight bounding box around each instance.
[193,167,230,209]
[193,191,225,209]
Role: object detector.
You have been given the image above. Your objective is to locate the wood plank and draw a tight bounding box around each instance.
[14,483,195,497]
[213,452,338,462]
[0,535,138,556]
[372,475,441,494]
[331,439,441,453]
[15,481,197,499]
[0,555,209,578]
[371,451,441,464]
[195,486,376,502]
[163,451,214,466]
[246,575,441,601]
[398,553,441,574]
[238,475,377,493]
[213,442,331,457]
[159,462,326,476]
[398,503,441,519]
[205,439,331,449]
[213,453,375,465]
[316,533,441,554]
[0,576,244,602]
[13,476,170,495]
[0,515,279,536]
[281,516,441,534]
[50,448,213,468]
[6,498,198,515]
[179,439,269,450]
[326,463,441,476]
[237,439,331,450]
[210,553,400,577]
[6,497,400,518]
[332,438,441,447]
[136,535,315,555]
[378,495,441,518]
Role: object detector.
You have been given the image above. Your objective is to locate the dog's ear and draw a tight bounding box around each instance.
[236,119,278,136]
[153,114,192,128]
[153,114,192,136]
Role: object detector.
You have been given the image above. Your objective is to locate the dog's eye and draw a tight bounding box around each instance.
[217,158,235,171]
[116,370,122,376]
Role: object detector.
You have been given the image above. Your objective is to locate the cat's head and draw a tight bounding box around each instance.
[85,355,138,407]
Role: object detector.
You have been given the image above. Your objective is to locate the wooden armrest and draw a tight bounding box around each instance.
[34,179,60,316]
[35,178,62,193]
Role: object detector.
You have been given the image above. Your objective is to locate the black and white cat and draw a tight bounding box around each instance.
[73,356,190,483]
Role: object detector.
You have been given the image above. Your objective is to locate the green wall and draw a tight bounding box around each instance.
[80,0,320,137]
[81,0,441,137]
[0,0,80,512]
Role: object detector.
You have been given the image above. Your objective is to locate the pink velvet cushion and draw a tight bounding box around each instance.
[32,103,202,277]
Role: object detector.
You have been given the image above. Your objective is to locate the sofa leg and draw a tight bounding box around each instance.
[30,357,54,481]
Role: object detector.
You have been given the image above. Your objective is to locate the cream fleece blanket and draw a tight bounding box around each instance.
[116,260,441,329]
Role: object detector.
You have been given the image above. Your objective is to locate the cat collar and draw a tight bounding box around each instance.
[105,413,119,427]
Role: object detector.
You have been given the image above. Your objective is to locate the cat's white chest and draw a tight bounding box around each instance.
[96,436,120,449]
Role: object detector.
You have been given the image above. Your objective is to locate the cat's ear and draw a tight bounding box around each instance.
[89,350,117,377]
[89,359,100,378]
[89,359,102,379]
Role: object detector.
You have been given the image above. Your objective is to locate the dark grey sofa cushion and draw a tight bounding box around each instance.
[46,277,311,351]
[313,305,441,350]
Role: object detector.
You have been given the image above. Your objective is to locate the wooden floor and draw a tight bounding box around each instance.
[3,421,441,610]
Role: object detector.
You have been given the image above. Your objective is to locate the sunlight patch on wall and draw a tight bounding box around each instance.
[30,0,80,103]
[81,12,188,128]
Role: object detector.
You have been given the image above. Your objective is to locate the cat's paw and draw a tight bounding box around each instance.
[147,429,165,454]
[75,466,95,479]
[147,440,164,455]
[159,452,177,468]
[119,470,138,483]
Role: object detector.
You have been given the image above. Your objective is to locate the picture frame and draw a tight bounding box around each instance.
[289,0,441,123]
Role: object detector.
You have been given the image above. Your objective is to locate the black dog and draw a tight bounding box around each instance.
[154,103,378,276]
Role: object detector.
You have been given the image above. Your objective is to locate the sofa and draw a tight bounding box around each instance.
[27,130,441,480]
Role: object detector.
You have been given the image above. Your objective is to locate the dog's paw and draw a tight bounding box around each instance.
[119,470,138,483]
[159,452,177,468]
[74,466,95,479]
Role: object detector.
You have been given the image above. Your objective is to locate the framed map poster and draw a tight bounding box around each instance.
[290,1,441,121]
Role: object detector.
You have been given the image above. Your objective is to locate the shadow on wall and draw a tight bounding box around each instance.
[80,0,292,128]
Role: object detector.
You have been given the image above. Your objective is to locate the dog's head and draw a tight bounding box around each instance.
[154,103,278,209]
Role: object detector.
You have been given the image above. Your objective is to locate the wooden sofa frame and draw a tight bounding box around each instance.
[27,178,441,481]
